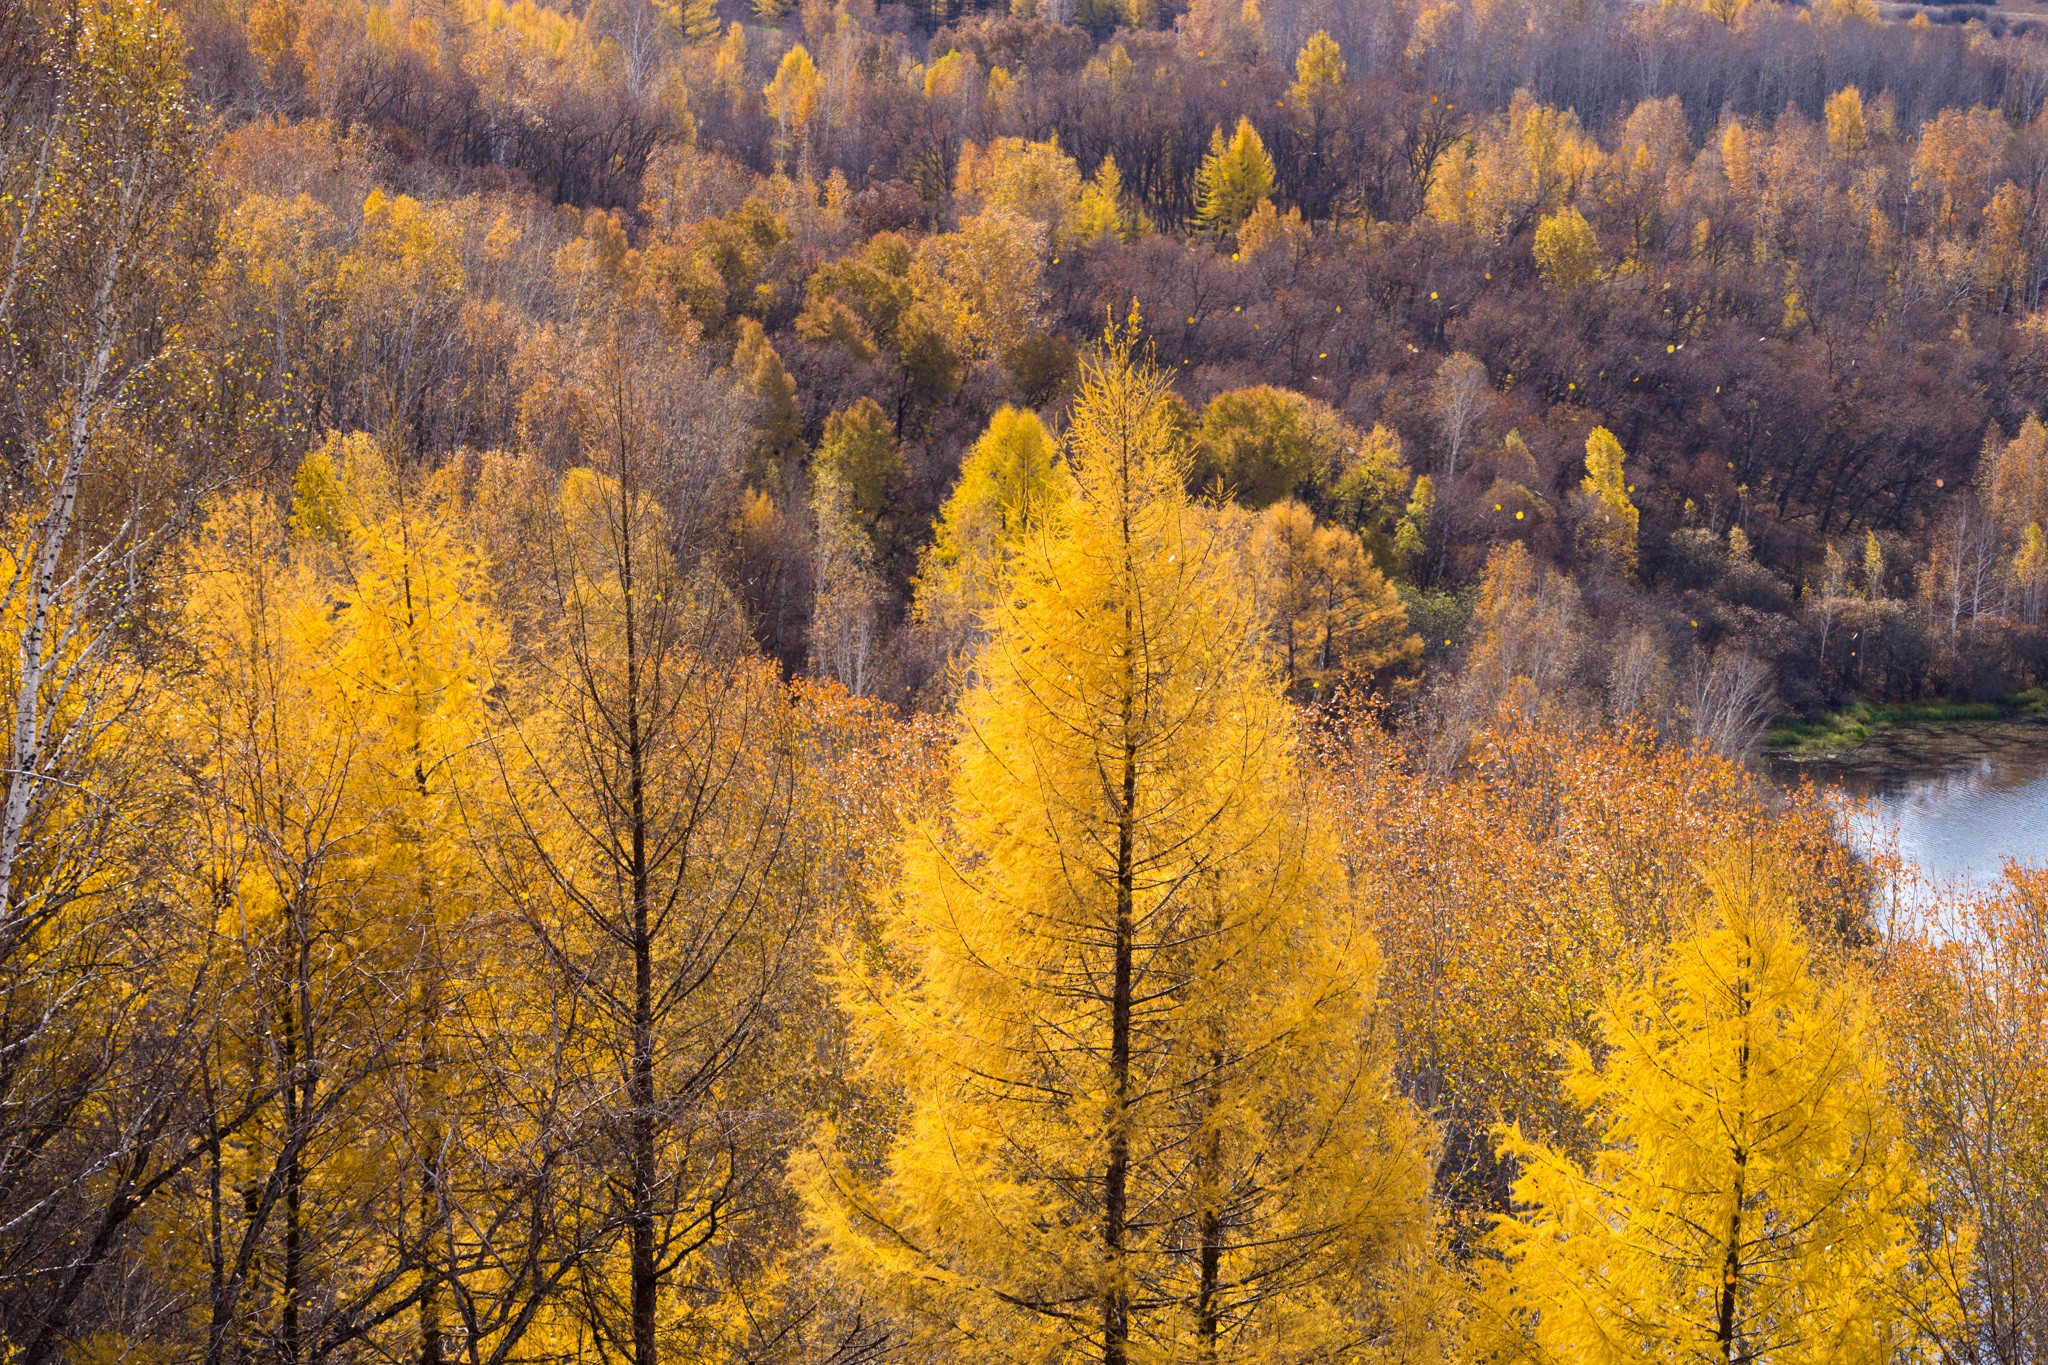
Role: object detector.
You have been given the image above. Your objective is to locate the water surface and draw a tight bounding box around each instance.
[1771,719,2048,888]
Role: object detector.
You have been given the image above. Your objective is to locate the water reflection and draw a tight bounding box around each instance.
[1771,720,2048,888]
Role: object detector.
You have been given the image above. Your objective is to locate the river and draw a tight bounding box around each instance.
[1770,719,2048,890]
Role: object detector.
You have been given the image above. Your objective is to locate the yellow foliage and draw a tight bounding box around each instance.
[1427,92,1596,242]
[955,136,1084,246]
[1533,204,1601,290]
[1825,85,1868,161]
[1862,528,1887,598]
[764,43,821,152]
[1288,29,1346,109]
[1192,117,1277,234]
[713,20,749,99]
[1662,0,1751,26]
[799,322,1436,1362]
[1721,119,1755,202]
[909,207,1047,364]
[167,435,510,1355]
[2017,522,2048,622]
[1249,500,1420,685]
[1072,154,1139,243]
[1913,106,2008,232]
[1234,197,1309,258]
[1577,425,1639,575]
[1486,854,1967,1365]
[1395,472,1434,564]
[1882,868,2048,1343]
[922,47,978,101]
[913,405,1066,643]
[1984,413,2048,543]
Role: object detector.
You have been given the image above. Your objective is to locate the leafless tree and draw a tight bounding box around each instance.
[1686,648,1778,763]
[1429,351,1490,485]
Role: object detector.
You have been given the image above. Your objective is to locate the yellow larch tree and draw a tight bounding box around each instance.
[310,435,505,1365]
[713,21,749,106]
[169,432,507,1364]
[1485,853,1966,1365]
[1315,706,1885,1232]
[486,332,808,1365]
[1287,30,1347,161]
[912,404,1069,663]
[764,43,820,166]
[1533,205,1601,291]
[177,485,400,1364]
[799,321,1436,1364]
[1862,528,1888,597]
[1825,86,1869,162]
[733,316,804,488]
[1074,154,1139,244]
[1249,500,1420,689]
[1192,117,1277,235]
[1577,425,1639,576]
[1289,29,1346,109]
[677,0,721,43]
[1982,181,2030,309]
[1395,473,1434,565]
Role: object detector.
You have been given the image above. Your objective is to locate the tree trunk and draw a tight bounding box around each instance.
[1196,1082,1223,1364]
[281,994,306,1365]
[1103,508,1139,1365]
[1717,953,1753,1365]
[1103,733,1133,1365]
[621,468,660,1365]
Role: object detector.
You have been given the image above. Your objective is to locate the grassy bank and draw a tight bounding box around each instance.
[1768,692,2048,757]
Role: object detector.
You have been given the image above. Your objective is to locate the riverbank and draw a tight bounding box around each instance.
[1763,714,2048,888]
[1767,692,2048,758]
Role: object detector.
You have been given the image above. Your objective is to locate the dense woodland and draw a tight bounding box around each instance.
[7,0,2048,1360]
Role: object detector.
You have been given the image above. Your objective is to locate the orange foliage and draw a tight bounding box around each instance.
[1881,869,2048,1359]
[1310,703,1875,1227]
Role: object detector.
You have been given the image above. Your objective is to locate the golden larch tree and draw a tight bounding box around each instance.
[1289,30,1346,109]
[764,43,820,164]
[1533,205,1601,291]
[1485,853,1965,1365]
[799,321,1436,1364]
[1825,86,1868,162]
[913,405,1068,665]
[1192,118,1277,235]
[1577,425,1639,576]
[170,434,508,1365]
[1249,500,1420,688]
[497,332,806,1365]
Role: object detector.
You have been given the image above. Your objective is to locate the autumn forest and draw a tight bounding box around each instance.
[6,0,2048,1359]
